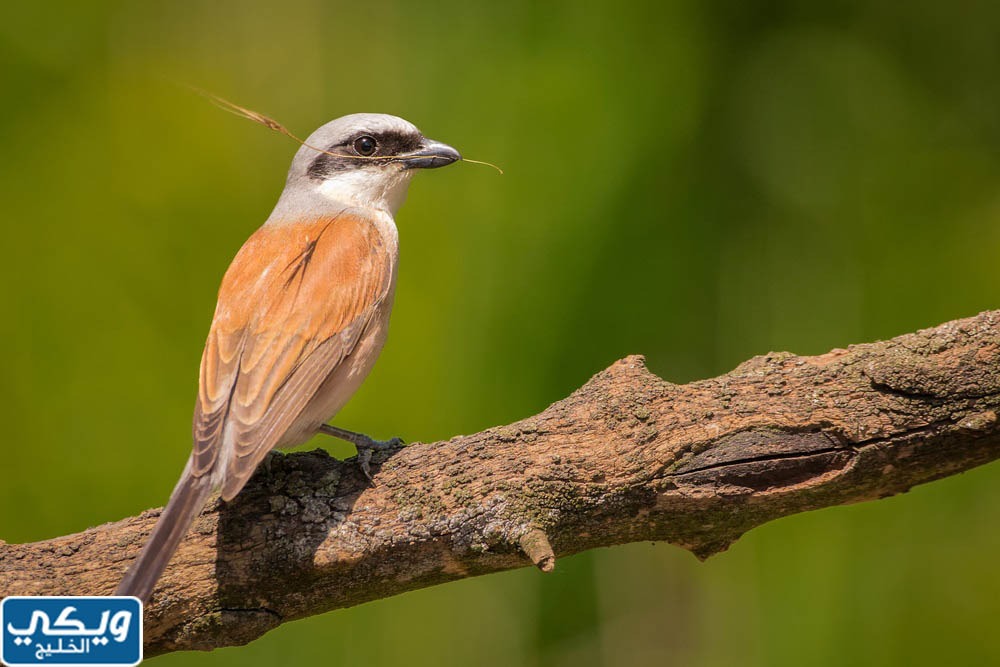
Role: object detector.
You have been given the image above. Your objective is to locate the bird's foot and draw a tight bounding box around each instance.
[318,424,404,482]
[262,450,282,477]
[354,436,405,482]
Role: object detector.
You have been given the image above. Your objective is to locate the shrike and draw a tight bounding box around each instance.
[116,113,460,602]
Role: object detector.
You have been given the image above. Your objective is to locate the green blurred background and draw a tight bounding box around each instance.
[3,1,1000,665]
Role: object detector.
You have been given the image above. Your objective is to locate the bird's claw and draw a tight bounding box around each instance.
[355,436,404,483]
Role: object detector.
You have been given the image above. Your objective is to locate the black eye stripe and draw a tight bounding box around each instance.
[360,130,422,155]
[307,129,424,179]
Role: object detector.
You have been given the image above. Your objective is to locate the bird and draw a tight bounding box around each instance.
[115,113,461,603]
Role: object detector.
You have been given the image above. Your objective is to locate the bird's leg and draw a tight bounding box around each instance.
[318,424,404,481]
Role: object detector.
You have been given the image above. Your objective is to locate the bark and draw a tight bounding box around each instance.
[2,310,999,657]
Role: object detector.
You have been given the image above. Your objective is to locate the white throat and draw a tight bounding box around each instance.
[316,168,415,217]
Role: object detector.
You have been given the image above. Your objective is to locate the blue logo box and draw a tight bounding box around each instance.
[1,596,142,666]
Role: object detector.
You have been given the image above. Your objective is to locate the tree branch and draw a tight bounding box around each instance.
[2,311,999,657]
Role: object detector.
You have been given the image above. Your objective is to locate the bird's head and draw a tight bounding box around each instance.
[279,113,461,217]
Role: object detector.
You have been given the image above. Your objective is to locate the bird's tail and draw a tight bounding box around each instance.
[115,462,214,602]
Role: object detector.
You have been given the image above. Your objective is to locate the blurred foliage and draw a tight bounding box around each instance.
[2,1,1000,665]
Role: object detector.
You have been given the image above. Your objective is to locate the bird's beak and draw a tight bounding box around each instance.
[400,139,462,169]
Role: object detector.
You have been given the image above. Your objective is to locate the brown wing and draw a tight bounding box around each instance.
[192,213,393,500]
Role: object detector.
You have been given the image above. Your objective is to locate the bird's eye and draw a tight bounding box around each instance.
[353,135,378,156]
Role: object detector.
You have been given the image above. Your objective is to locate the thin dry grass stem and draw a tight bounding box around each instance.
[192,88,503,174]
